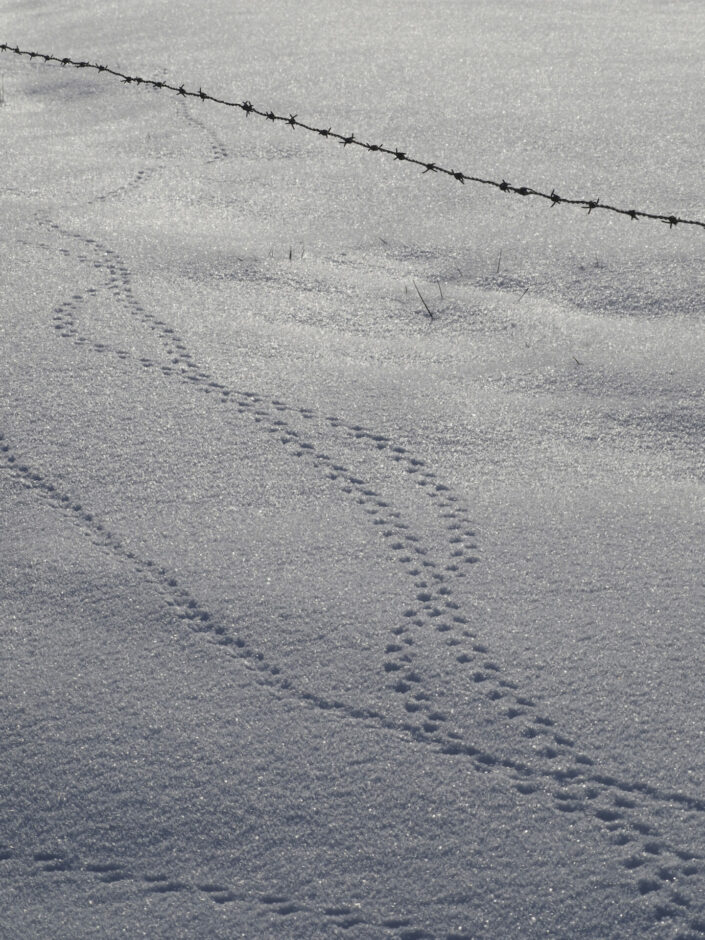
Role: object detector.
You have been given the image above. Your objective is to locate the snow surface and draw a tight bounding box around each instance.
[2,1,704,937]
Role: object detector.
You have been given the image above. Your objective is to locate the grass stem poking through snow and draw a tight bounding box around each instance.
[413,280,434,321]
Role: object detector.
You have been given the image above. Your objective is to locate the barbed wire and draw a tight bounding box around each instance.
[3,42,704,232]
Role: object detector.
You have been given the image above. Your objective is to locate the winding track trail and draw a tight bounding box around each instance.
[3,91,705,940]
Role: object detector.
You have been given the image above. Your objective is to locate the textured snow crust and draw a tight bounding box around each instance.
[2,1,704,937]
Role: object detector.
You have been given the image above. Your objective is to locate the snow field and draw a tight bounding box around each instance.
[2,2,705,937]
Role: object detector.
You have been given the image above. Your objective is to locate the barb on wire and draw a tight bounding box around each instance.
[2,42,704,232]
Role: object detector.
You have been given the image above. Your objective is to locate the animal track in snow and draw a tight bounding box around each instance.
[7,365,705,931]
[24,209,705,930]
[1,845,422,936]
[24,229,705,810]
[175,97,230,165]
[92,166,160,206]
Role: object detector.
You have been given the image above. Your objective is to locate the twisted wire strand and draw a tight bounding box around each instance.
[2,42,704,231]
